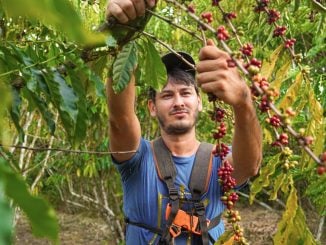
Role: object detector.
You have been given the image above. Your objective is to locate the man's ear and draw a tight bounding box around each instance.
[148,99,157,117]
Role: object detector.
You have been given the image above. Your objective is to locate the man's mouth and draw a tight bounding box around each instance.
[170,110,188,116]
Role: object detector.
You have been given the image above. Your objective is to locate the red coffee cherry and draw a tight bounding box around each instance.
[273,26,287,37]
[320,152,326,162]
[240,43,254,56]
[212,0,221,6]
[216,25,230,40]
[317,166,326,175]
[284,38,296,48]
[226,12,237,19]
[267,9,281,24]
[187,4,195,13]
[201,12,213,23]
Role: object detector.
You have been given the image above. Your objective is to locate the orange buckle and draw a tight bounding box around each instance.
[165,204,210,237]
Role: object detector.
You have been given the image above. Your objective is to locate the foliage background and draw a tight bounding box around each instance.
[0,0,325,244]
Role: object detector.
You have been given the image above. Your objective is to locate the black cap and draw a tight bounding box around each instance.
[161,52,196,78]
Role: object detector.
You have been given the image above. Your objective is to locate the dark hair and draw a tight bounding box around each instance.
[148,68,199,102]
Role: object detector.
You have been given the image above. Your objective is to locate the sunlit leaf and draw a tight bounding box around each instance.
[269,172,287,200]
[278,72,303,111]
[270,58,291,92]
[249,153,281,204]
[274,184,316,244]
[1,0,105,45]
[261,44,284,79]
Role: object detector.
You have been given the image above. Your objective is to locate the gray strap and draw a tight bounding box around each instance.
[189,142,214,200]
[152,137,177,188]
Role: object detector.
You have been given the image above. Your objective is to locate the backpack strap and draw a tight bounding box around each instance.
[152,137,179,244]
[152,138,220,245]
[190,142,214,245]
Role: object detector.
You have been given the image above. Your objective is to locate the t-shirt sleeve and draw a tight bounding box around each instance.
[112,138,148,183]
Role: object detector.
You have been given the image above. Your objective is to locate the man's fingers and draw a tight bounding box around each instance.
[146,0,156,8]
[199,46,229,61]
[133,0,146,16]
[206,39,215,46]
[108,3,129,23]
[196,59,228,73]
[117,1,137,21]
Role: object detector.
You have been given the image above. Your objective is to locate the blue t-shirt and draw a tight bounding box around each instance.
[114,138,225,244]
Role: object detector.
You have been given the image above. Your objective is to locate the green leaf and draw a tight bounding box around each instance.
[261,44,284,79]
[24,88,56,135]
[0,158,59,241]
[112,42,138,93]
[1,0,105,45]
[43,70,78,142]
[278,72,303,111]
[0,181,13,245]
[0,81,11,145]
[249,153,282,204]
[9,88,24,141]
[66,69,88,147]
[270,58,291,92]
[269,172,287,200]
[142,38,167,91]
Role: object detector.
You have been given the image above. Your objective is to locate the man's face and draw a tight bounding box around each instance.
[148,81,202,135]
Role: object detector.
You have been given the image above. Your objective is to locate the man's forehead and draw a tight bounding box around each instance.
[161,81,195,92]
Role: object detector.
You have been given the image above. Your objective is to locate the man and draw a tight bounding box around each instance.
[106,0,262,244]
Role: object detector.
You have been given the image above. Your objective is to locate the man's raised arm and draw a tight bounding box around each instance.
[106,76,141,163]
[106,0,156,162]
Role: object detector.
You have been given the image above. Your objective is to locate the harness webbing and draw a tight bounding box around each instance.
[125,137,222,245]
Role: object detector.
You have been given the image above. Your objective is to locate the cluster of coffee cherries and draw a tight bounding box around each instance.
[317,152,326,175]
[218,162,248,244]
[208,95,248,244]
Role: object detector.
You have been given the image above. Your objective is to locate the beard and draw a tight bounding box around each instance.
[157,109,199,135]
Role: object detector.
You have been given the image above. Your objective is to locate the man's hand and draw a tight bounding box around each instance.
[196,39,252,109]
[106,0,156,24]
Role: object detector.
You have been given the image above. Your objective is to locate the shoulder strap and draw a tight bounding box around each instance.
[189,142,214,199]
[190,142,214,245]
[152,137,179,244]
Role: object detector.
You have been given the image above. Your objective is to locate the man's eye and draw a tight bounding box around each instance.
[162,94,172,99]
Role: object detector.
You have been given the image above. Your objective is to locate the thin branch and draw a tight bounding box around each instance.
[145,9,203,42]
[316,215,325,241]
[237,191,278,213]
[311,0,326,11]
[0,144,137,155]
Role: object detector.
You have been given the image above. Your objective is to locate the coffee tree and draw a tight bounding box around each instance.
[0,0,325,244]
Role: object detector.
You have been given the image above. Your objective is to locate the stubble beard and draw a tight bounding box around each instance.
[157,110,199,135]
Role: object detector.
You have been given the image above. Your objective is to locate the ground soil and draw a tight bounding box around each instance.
[14,202,324,245]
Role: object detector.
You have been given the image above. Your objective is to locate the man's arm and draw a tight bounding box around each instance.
[196,39,262,184]
[106,0,156,162]
[106,76,141,162]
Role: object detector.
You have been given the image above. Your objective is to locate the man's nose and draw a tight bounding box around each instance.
[173,94,185,107]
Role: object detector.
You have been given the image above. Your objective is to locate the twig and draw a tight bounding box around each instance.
[145,9,203,42]
[237,191,278,213]
[311,0,326,11]
[0,144,137,155]
[316,214,325,241]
